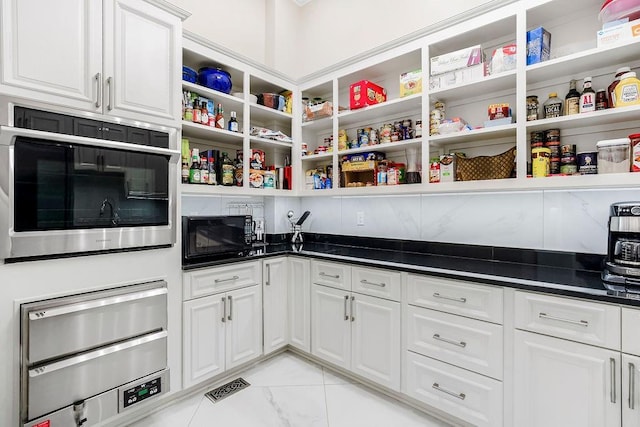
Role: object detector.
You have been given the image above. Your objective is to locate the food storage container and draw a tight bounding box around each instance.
[182,66,197,83]
[257,93,285,111]
[597,138,630,173]
[197,67,232,93]
[599,0,640,23]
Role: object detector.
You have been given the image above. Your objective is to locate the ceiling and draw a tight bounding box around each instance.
[292,0,314,6]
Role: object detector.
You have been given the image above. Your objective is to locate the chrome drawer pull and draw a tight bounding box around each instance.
[360,279,386,288]
[538,312,589,327]
[351,296,355,322]
[433,334,467,348]
[228,295,233,321]
[215,275,240,284]
[630,362,636,410]
[433,293,466,303]
[95,72,102,108]
[221,297,226,323]
[320,272,340,279]
[432,383,466,400]
[344,295,349,321]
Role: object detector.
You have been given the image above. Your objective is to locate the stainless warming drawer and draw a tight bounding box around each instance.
[21,280,169,427]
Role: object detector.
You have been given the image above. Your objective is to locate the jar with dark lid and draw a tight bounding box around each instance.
[526,96,539,121]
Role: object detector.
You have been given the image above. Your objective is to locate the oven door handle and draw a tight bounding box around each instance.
[28,330,167,377]
[0,126,180,159]
[28,287,167,320]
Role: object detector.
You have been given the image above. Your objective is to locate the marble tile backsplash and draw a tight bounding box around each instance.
[299,188,639,255]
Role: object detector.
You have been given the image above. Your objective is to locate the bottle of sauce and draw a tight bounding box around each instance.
[221,152,234,186]
[228,111,238,132]
[608,66,631,107]
[543,92,562,118]
[181,161,189,183]
[215,103,224,129]
[199,155,209,184]
[564,80,580,115]
[614,72,640,107]
[579,77,596,113]
[207,156,217,185]
[596,90,609,110]
[192,101,201,123]
[188,148,201,184]
[200,101,209,125]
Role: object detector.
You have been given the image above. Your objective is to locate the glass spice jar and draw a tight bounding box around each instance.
[526,95,539,121]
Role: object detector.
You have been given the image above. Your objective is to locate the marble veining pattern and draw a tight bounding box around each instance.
[126,352,450,427]
[340,195,421,240]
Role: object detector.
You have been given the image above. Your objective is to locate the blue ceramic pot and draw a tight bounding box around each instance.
[197,67,232,94]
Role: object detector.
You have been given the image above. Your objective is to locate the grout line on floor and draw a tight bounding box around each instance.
[186,395,205,427]
[321,367,331,427]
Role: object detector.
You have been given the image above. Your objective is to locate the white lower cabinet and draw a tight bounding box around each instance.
[263,257,288,355]
[405,351,503,427]
[514,330,621,427]
[288,257,311,352]
[311,283,401,391]
[183,285,262,389]
[623,353,640,427]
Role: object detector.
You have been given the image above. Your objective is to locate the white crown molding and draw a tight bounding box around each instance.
[144,0,191,20]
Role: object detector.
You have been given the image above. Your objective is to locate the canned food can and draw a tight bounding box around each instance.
[560,155,576,164]
[531,147,551,177]
[577,151,598,174]
[550,160,561,174]
[560,164,578,175]
[561,144,576,155]
[369,128,378,144]
[415,120,423,137]
[531,131,545,143]
[545,129,561,143]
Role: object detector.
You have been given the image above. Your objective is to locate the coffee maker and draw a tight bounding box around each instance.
[602,202,640,292]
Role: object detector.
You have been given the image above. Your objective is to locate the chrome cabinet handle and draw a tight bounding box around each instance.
[266,264,271,286]
[215,275,239,284]
[106,76,113,111]
[433,293,466,303]
[538,312,589,327]
[344,295,349,320]
[360,279,386,288]
[228,295,232,321]
[432,383,466,400]
[320,272,340,279]
[630,362,636,410]
[433,333,467,348]
[95,72,102,108]
[221,297,226,323]
[351,296,355,322]
[611,358,617,404]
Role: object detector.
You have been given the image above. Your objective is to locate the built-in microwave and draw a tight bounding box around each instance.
[0,106,180,260]
[182,215,253,266]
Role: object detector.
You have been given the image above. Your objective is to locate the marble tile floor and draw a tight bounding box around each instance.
[126,351,452,427]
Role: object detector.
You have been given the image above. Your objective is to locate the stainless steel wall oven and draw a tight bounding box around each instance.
[0,105,180,260]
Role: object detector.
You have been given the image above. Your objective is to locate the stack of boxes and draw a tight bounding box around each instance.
[429,45,485,90]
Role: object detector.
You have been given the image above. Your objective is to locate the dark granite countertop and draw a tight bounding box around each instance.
[183,238,640,307]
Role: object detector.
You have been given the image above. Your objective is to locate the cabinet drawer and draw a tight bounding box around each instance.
[622,307,640,355]
[351,266,401,301]
[311,260,351,291]
[183,261,262,300]
[407,275,503,324]
[514,291,620,350]
[407,305,503,380]
[405,351,503,427]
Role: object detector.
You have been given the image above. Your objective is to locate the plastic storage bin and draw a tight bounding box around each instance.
[600,0,640,23]
[597,138,630,173]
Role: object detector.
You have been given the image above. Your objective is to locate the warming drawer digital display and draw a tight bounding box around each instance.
[122,377,162,408]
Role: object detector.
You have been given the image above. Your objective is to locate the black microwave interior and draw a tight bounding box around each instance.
[14,137,170,231]
[182,215,252,264]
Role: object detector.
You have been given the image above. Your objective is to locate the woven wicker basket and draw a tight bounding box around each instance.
[455,147,516,181]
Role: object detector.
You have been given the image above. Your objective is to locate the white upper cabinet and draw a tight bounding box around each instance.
[1,0,183,126]
[1,0,102,108]
[103,0,181,123]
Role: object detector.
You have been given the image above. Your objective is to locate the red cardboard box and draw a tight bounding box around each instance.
[349,80,387,110]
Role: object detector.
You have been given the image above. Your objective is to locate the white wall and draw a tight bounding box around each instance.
[300,187,639,255]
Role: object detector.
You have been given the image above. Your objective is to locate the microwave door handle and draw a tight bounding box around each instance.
[0,126,180,160]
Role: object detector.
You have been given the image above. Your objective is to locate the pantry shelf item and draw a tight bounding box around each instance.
[597,137,631,173]
[301,116,333,129]
[250,102,292,124]
[338,138,422,156]
[257,93,286,111]
[197,67,233,94]
[430,70,516,102]
[182,81,244,111]
[182,66,197,83]
[599,0,640,23]
[250,127,293,143]
[455,147,517,181]
[525,103,640,132]
[349,80,387,109]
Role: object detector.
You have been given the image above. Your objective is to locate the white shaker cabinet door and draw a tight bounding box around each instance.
[288,257,311,352]
[623,353,640,427]
[263,257,288,355]
[514,330,621,427]
[182,295,225,389]
[1,0,102,109]
[103,0,181,123]
[351,293,401,391]
[311,284,351,369]
[225,285,263,370]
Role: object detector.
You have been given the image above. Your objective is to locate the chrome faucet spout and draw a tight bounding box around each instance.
[99,198,120,225]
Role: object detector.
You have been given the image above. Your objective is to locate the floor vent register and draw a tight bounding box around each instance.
[204,378,250,403]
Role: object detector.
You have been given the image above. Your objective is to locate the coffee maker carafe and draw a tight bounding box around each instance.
[602,202,640,292]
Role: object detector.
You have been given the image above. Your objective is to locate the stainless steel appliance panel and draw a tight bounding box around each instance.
[24,389,118,427]
[26,281,167,364]
[27,331,167,420]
